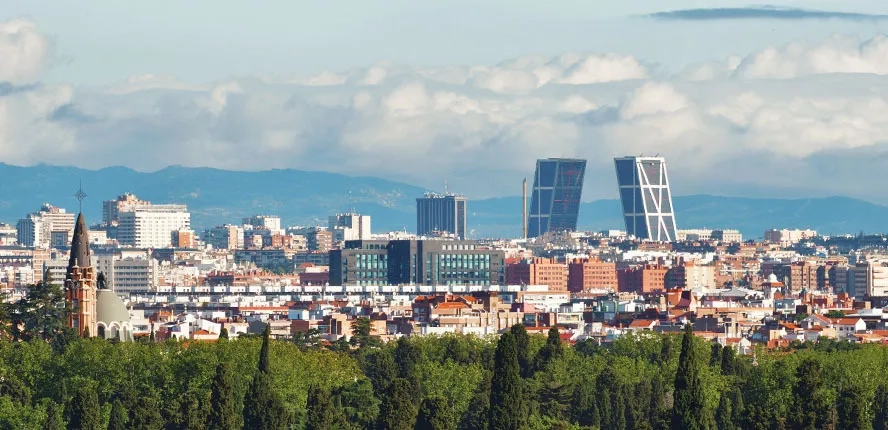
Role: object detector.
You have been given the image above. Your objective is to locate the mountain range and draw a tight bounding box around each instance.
[0,163,885,239]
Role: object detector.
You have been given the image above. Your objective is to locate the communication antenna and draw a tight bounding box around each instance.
[74,179,87,212]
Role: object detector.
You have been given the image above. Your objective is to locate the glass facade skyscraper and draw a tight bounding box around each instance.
[614,156,678,242]
[527,158,587,238]
[416,193,467,239]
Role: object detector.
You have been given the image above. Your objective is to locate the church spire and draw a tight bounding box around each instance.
[67,212,91,272]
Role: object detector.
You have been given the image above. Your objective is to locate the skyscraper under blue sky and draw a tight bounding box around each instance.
[527,158,586,238]
[614,156,678,242]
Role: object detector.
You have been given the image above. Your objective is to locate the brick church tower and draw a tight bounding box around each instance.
[65,212,96,337]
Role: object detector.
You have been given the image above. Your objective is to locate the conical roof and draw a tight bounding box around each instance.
[67,212,90,270]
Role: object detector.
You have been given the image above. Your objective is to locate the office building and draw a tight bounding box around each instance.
[505,257,568,291]
[567,258,617,292]
[527,158,586,238]
[118,204,190,248]
[416,193,467,239]
[614,156,678,242]
[329,213,371,242]
[17,204,76,248]
[330,239,505,286]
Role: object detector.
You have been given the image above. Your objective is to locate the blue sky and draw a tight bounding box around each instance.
[3,1,888,202]
[3,0,888,84]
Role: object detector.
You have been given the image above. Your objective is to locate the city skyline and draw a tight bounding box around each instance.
[2,3,888,203]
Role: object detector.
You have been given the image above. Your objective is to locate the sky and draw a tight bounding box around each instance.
[2,1,888,202]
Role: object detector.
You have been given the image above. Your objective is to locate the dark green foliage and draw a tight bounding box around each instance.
[838,384,870,430]
[379,378,419,430]
[351,317,376,347]
[9,279,72,346]
[415,396,458,430]
[875,385,888,430]
[459,373,491,430]
[42,400,63,430]
[244,325,289,429]
[671,324,706,430]
[537,379,571,421]
[790,358,834,430]
[219,326,229,340]
[533,326,564,373]
[510,324,532,378]
[64,387,101,430]
[659,335,674,364]
[178,390,209,430]
[361,349,398,395]
[208,362,238,430]
[720,346,737,375]
[570,377,598,427]
[489,331,527,430]
[394,336,421,379]
[710,342,723,367]
[716,392,735,430]
[306,385,338,430]
[335,378,380,430]
[0,374,30,405]
[108,398,127,430]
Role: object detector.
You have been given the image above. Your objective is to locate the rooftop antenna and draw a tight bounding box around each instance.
[74,179,87,213]
[444,179,449,195]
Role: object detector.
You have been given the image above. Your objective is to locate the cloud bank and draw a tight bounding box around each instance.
[648,6,888,22]
[3,19,888,204]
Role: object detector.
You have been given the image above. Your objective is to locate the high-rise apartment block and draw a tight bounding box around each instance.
[505,257,568,291]
[118,204,190,248]
[204,225,245,250]
[416,193,467,239]
[17,204,76,248]
[103,193,150,226]
[528,158,586,238]
[329,213,371,242]
[330,239,504,286]
[614,156,678,242]
[568,258,617,292]
[243,215,283,234]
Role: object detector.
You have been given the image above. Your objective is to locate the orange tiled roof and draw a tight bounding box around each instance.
[628,319,657,328]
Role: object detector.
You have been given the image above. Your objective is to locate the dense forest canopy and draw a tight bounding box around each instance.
[0,305,885,429]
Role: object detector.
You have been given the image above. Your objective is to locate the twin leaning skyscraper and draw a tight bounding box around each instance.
[526,156,677,241]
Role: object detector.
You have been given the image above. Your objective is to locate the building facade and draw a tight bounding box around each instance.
[329,213,372,242]
[567,258,617,292]
[528,158,587,238]
[118,205,191,248]
[103,193,150,226]
[17,204,76,248]
[614,156,678,242]
[330,239,505,286]
[505,257,568,291]
[416,193,467,239]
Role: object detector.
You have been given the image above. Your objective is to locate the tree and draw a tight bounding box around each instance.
[11,279,71,344]
[838,384,870,430]
[335,378,380,430]
[64,387,101,430]
[179,390,210,430]
[533,326,564,372]
[351,317,375,347]
[570,377,598,427]
[306,385,337,430]
[415,396,458,430]
[243,324,289,429]
[489,331,527,430]
[459,373,491,430]
[394,336,421,380]
[715,392,735,430]
[510,324,531,378]
[720,346,737,375]
[875,385,888,430]
[710,342,723,367]
[791,358,834,430]
[659,334,674,364]
[208,362,239,430]
[219,326,229,340]
[671,324,706,430]
[378,378,419,430]
[108,399,128,430]
[42,400,63,430]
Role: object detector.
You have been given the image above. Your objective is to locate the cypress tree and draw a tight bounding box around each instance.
[489,331,527,430]
[415,396,458,430]
[394,336,421,380]
[570,377,597,427]
[244,325,289,430]
[219,326,229,340]
[659,334,673,365]
[378,378,419,430]
[720,346,737,375]
[715,392,734,430]
[42,400,63,430]
[108,398,128,430]
[459,373,490,430]
[510,324,531,378]
[179,390,209,430]
[534,326,564,372]
[306,385,336,430]
[671,323,705,430]
[596,368,615,429]
[875,385,888,430]
[791,358,833,430]
[208,362,239,430]
[838,384,870,430]
[710,342,723,367]
[65,387,101,430]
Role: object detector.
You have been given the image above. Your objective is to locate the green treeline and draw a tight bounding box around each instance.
[0,320,887,429]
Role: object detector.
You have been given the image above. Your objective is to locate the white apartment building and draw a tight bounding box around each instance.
[677,229,712,241]
[16,204,76,248]
[118,205,190,248]
[243,215,283,235]
[764,229,817,245]
[103,193,150,226]
[94,251,159,292]
[329,213,371,242]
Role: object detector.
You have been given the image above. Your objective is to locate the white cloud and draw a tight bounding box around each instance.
[0,18,52,84]
[4,17,888,202]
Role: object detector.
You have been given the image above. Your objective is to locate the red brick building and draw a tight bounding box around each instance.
[567,258,617,292]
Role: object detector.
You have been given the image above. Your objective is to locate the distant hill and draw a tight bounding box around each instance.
[0,163,885,239]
